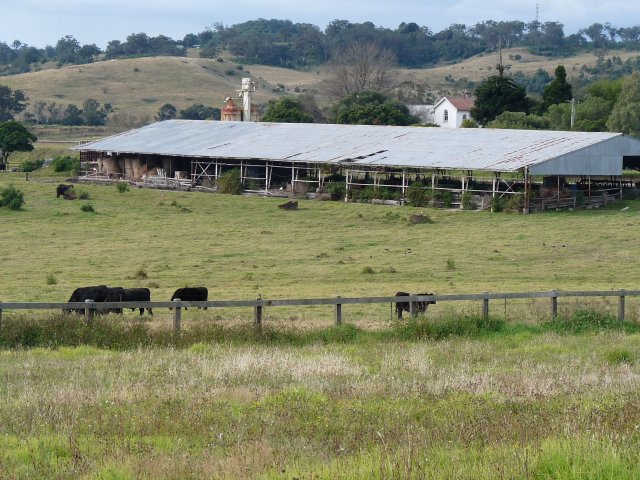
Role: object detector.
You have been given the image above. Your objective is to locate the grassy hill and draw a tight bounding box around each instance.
[2,47,640,129]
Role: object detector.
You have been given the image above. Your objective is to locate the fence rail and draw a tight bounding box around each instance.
[0,289,638,333]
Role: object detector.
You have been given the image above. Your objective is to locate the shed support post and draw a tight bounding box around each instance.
[482,292,489,319]
[265,162,270,191]
[431,173,435,194]
[524,167,530,214]
[401,170,406,200]
[550,290,558,319]
[618,289,626,322]
[84,299,94,325]
[173,299,182,334]
[290,164,295,193]
[345,170,350,202]
[491,175,497,212]
[335,296,343,325]
[254,296,263,330]
[409,299,416,317]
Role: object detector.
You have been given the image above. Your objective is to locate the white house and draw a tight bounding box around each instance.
[432,96,475,128]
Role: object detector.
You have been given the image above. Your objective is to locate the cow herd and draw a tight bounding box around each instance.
[64,286,433,318]
[65,285,208,315]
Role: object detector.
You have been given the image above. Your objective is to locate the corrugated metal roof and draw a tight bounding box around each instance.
[73,120,640,174]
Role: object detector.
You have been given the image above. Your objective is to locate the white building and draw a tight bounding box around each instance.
[432,96,475,128]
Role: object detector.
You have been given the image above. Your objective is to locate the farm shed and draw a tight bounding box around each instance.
[73,120,640,211]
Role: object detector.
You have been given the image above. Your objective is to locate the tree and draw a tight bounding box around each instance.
[81,98,110,126]
[607,72,640,137]
[262,97,314,123]
[0,85,27,121]
[327,42,396,99]
[541,65,573,111]
[156,103,177,121]
[0,121,37,166]
[471,75,530,126]
[62,104,83,125]
[331,91,417,126]
[179,104,220,120]
[487,111,551,130]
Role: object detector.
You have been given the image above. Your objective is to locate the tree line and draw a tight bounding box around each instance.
[1,18,640,75]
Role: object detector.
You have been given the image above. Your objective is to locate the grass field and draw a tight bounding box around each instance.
[1,172,640,478]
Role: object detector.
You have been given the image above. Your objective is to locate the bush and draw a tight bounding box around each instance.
[51,155,80,172]
[217,168,243,195]
[0,184,25,210]
[407,182,430,207]
[437,190,453,208]
[490,195,506,212]
[326,182,346,201]
[461,191,476,210]
[46,274,57,285]
[21,159,45,172]
[116,182,129,193]
[80,203,95,213]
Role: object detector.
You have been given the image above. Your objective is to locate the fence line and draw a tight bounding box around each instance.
[0,289,638,333]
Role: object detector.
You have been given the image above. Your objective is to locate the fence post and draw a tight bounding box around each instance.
[173,299,182,334]
[335,296,342,325]
[254,295,263,329]
[0,301,3,332]
[84,299,94,324]
[482,292,489,319]
[409,298,416,317]
[550,290,558,319]
[618,289,626,322]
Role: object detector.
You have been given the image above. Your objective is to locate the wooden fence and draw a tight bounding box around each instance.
[1,289,638,334]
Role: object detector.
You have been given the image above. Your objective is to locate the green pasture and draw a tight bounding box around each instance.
[2,171,640,478]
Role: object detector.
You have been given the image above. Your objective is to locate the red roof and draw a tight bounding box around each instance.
[445,96,475,111]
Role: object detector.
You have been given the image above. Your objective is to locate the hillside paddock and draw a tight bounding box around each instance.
[1,171,640,478]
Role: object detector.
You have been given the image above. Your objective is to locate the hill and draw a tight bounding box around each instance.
[1,47,639,132]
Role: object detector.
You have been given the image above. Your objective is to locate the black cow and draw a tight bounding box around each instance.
[56,184,73,198]
[64,285,111,313]
[104,287,153,315]
[395,291,436,319]
[170,287,208,310]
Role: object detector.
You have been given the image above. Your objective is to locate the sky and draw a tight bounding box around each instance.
[1,0,638,49]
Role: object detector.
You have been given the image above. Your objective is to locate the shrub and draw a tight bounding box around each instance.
[490,195,506,212]
[361,266,375,274]
[326,182,346,201]
[446,258,456,270]
[80,203,95,213]
[437,190,453,208]
[407,182,430,207]
[116,182,129,193]
[46,273,57,285]
[217,168,243,195]
[506,195,523,212]
[77,189,90,200]
[21,159,45,172]
[0,184,25,210]
[461,191,476,210]
[51,155,80,172]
